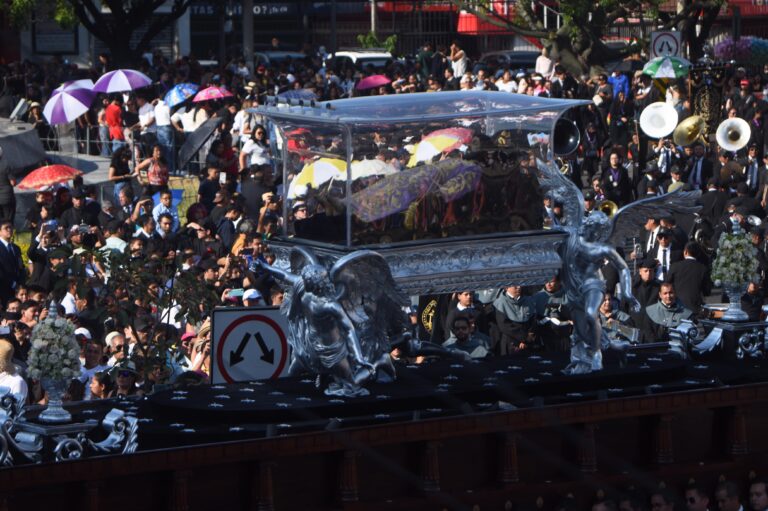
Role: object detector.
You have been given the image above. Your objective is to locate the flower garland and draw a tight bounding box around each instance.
[27,316,81,381]
[711,230,760,287]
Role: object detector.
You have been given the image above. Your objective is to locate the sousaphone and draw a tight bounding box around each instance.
[672,115,707,147]
[639,102,678,139]
[716,117,751,152]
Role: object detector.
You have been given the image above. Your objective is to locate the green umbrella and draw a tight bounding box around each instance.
[642,56,691,79]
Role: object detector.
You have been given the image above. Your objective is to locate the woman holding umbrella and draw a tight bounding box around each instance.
[135,144,169,196]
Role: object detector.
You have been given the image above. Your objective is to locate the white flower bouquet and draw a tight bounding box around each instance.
[27,316,81,380]
[711,231,760,286]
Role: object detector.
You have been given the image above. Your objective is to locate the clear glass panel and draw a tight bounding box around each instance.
[258,92,589,247]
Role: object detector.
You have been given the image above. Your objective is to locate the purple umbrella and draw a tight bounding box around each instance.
[43,79,96,125]
[93,69,152,93]
[356,74,391,91]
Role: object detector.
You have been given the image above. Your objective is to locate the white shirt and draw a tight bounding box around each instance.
[654,245,671,281]
[154,100,171,127]
[61,292,77,315]
[138,102,156,133]
[241,139,271,166]
[496,79,517,93]
[0,372,28,404]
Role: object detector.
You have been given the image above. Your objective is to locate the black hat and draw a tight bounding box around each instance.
[734,205,750,217]
[583,190,595,201]
[71,187,85,199]
[199,258,218,271]
[639,258,658,269]
[48,248,70,260]
[656,228,673,238]
[133,316,153,333]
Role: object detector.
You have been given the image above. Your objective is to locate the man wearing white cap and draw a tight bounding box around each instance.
[243,288,263,307]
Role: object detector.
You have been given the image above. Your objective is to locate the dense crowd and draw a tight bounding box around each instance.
[0,39,767,408]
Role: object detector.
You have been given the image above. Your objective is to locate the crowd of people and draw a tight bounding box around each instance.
[0,38,766,408]
[577,478,768,511]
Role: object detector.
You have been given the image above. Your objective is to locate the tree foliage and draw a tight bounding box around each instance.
[356,32,399,55]
[5,0,193,66]
[451,0,726,75]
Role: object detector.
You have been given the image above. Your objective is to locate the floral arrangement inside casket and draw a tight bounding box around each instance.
[27,316,81,380]
[710,230,760,287]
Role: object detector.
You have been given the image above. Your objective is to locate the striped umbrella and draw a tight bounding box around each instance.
[17,164,83,191]
[93,69,152,93]
[287,158,346,198]
[642,56,691,79]
[43,79,96,125]
[192,86,233,102]
[164,83,199,108]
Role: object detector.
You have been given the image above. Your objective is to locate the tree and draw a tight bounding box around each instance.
[450,0,725,76]
[5,0,193,66]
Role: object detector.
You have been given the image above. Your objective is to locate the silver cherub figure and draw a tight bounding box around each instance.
[257,247,409,396]
[535,158,700,374]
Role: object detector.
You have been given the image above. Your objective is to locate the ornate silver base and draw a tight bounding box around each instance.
[0,389,138,465]
[39,378,72,424]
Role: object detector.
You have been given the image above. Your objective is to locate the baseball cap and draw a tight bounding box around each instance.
[71,188,85,199]
[243,289,262,301]
[639,258,657,269]
[74,327,92,340]
[740,79,750,87]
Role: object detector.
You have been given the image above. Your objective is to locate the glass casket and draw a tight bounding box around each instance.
[255,91,589,295]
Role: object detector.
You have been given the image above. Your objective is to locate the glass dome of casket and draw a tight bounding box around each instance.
[261,90,588,124]
[254,91,589,247]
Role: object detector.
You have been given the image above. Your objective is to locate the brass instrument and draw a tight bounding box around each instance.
[596,199,618,217]
[639,102,678,139]
[715,118,751,152]
[552,118,580,156]
[672,115,707,147]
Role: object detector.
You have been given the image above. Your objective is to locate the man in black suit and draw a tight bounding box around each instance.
[650,228,683,282]
[726,182,763,217]
[700,178,729,227]
[738,144,761,194]
[687,142,714,191]
[665,242,711,311]
[600,150,633,206]
[0,219,26,308]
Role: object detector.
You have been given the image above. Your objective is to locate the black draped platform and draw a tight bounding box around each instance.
[132,351,767,450]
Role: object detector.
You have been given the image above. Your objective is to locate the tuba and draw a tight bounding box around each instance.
[716,118,751,152]
[596,199,618,217]
[672,115,707,146]
[552,118,581,156]
[639,102,678,139]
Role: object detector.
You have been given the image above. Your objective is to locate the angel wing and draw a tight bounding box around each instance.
[330,250,409,361]
[534,158,584,228]
[280,246,322,368]
[608,190,702,247]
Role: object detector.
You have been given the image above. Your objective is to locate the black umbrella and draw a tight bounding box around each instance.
[177,116,220,170]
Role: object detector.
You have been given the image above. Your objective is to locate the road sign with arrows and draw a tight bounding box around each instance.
[211,307,290,384]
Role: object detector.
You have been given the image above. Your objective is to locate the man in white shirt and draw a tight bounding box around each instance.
[135,95,156,154]
[154,99,175,172]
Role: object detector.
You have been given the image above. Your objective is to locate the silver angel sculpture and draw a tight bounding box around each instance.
[535,158,700,374]
[257,247,410,396]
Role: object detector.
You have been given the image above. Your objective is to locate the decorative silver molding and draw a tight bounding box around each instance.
[0,388,139,465]
[268,232,567,295]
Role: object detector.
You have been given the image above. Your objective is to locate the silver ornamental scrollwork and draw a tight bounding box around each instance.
[269,234,566,296]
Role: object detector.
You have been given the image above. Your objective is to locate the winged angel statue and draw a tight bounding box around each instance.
[534,158,700,374]
[258,247,410,396]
